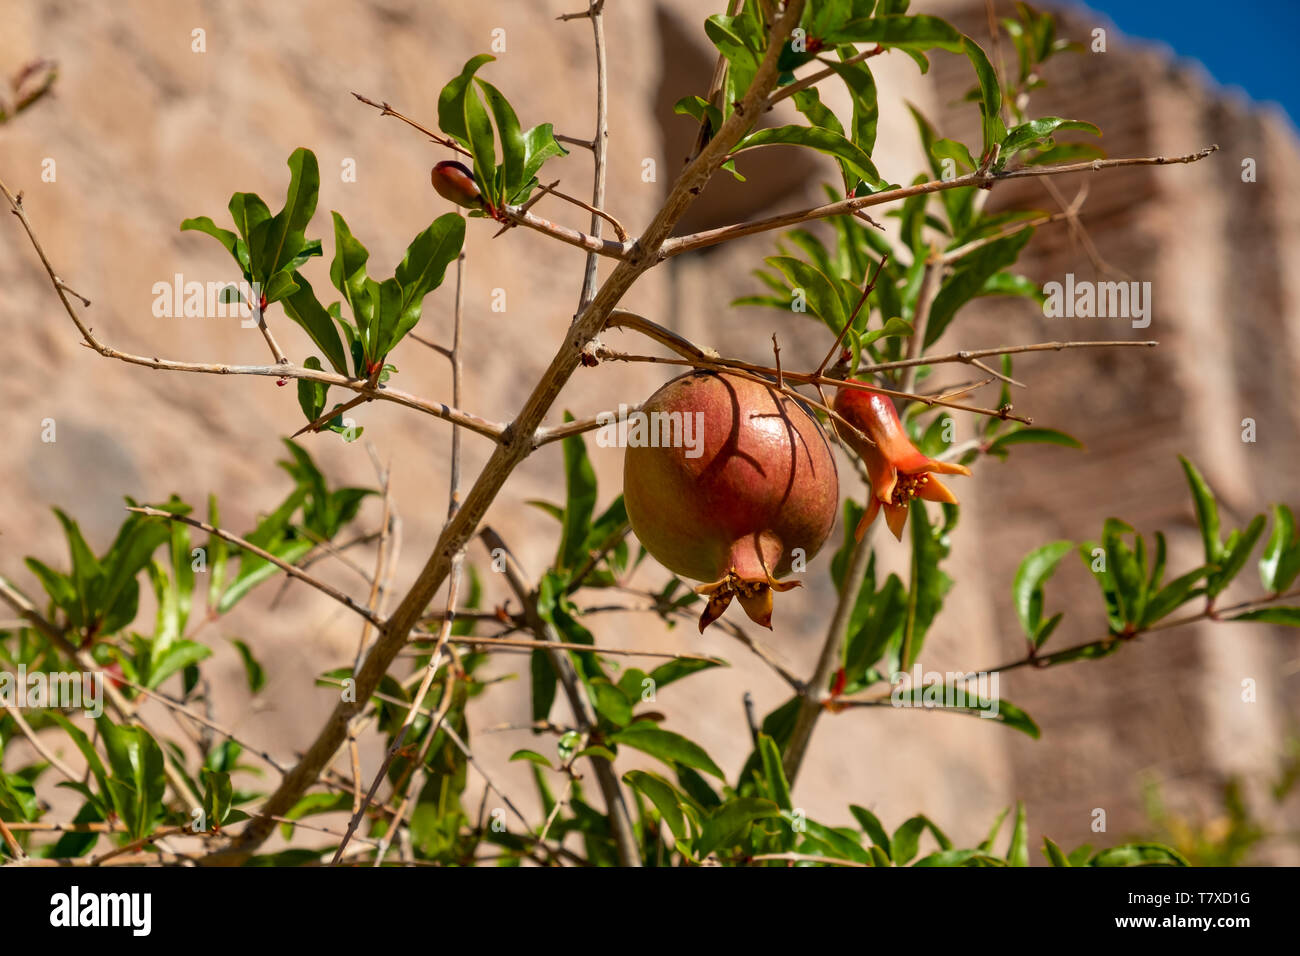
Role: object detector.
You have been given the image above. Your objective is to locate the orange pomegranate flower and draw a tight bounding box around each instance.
[833,380,972,541]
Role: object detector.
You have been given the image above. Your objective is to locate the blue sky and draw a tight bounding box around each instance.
[1070,0,1300,127]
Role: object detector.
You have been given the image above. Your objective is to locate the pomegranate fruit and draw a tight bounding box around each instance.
[623,370,839,632]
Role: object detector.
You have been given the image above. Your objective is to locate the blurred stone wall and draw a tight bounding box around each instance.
[1,0,1296,860]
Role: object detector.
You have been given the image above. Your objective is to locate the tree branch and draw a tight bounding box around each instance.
[658,145,1219,259]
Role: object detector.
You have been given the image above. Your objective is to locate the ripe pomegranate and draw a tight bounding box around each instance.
[623,370,839,632]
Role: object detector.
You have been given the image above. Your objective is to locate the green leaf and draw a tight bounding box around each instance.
[823,14,963,49]
[1042,836,1071,866]
[205,494,228,612]
[827,55,879,156]
[530,649,557,724]
[756,734,792,810]
[891,815,927,865]
[1101,518,1147,627]
[297,356,329,422]
[646,656,721,689]
[588,679,633,728]
[962,36,1005,159]
[696,797,780,856]
[509,749,553,768]
[476,79,524,198]
[1260,505,1300,593]
[1006,801,1028,866]
[673,94,722,132]
[1002,117,1100,157]
[390,213,466,353]
[463,81,498,210]
[1141,565,1208,626]
[608,723,725,779]
[146,639,211,690]
[368,277,405,367]
[180,216,240,260]
[227,192,272,272]
[512,124,568,203]
[765,255,849,333]
[282,274,348,375]
[1088,842,1189,867]
[735,125,882,189]
[1210,513,1266,598]
[230,638,266,694]
[328,211,371,321]
[704,15,761,112]
[437,54,496,146]
[1179,456,1221,565]
[860,316,914,347]
[261,269,299,306]
[96,717,166,839]
[48,712,110,805]
[927,227,1032,345]
[979,807,1009,854]
[249,148,320,281]
[902,500,953,670]
[623,770,691,841]
[556,415,598,573]
[1232,607,1300,626]
[850,804,892,857]
[201,769,234,828]
[932,137,977,174]
[1012,540,1072,646]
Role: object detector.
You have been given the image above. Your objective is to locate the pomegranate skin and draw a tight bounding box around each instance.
[623,370,839,630]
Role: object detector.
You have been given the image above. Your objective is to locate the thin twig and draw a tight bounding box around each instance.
[658,146,1219,258]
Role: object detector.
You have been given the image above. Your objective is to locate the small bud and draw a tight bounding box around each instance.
[431,160,488,213]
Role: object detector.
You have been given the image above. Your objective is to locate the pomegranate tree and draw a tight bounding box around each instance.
[623,370,838,631]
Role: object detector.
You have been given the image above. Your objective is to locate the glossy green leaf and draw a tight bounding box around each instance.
[736,125,882,189]
[390,213,465,352]
[476,79,524,198]
[282,274,348,375]
[1012,540,1072,645]
[608,723,725,779]
[1002,117,1100,157]
[180,216,239,260]
[437,54,496,146]
[250,148,320,281]
[824,14,962,49]
[1260,504,1300,593]
[765,255,849,333]
[1179,456,1221,565]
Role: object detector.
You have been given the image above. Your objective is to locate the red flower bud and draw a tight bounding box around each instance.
[431,160,491,214]
[833,380,972,541]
